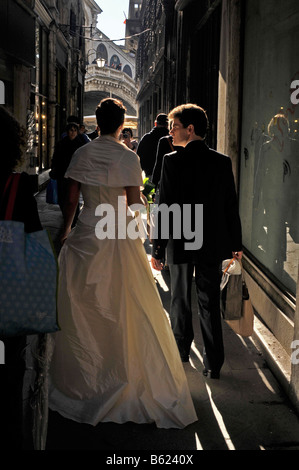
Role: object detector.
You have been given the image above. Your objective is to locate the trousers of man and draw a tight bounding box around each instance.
[169,261,224,372]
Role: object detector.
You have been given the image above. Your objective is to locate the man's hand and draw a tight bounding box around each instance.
[151,257,163,271]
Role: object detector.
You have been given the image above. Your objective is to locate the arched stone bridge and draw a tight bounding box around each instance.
[84,65,138,117]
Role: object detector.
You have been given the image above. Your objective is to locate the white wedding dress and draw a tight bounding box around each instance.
[48,136,197,429]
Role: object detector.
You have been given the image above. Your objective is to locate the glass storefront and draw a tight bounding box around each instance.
[240,0,299,296]
[34,23,49,172]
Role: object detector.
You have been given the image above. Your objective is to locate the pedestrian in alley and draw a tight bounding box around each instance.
[48,98,197,429]
[0,105,43,449]
[50,122,85,221]
[87,126,99,140]
[137,113,169,178]
[151,103,243,378]
[152,134,180,190]
[120,127,138,152]
[63,115,90,144]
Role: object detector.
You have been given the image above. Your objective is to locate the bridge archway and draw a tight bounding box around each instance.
[84,90,137,117]
[84,65,138,122]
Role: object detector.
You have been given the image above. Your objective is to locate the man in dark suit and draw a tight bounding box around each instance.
[151,104,243,379]
[137,113,170,177]
[152,135,179,190]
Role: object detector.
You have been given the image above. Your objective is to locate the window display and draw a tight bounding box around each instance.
[240,0,299,295]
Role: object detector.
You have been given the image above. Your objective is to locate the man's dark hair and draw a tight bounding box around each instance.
[156,113,168,126]
[96,98,126,135]
[168,104,209,138]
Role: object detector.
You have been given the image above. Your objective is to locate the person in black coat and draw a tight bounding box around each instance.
[137,113,170,177]
[152,135,179,189]
[50,122,85,218]
[151,104,243,378]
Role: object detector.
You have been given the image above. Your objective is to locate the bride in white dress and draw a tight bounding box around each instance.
[48,98,197,429]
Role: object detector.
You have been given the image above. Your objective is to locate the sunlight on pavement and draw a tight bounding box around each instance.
[155,272,170,292]
[205,383,236,450]
[240,337,276,394]
[253,361,276,394]
[190,342,235,450]
[190,342,203,363]
[195,432,203,450]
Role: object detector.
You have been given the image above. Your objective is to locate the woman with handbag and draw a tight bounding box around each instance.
[0,106,43,449]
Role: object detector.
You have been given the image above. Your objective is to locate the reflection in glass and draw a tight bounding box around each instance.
[239,0,299,296]
[252,115,299,290]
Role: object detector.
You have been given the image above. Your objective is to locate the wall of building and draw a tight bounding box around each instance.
[125,0,143,55]
[0,0,35,179]
[136,0,168,137]
[0,0,86,190]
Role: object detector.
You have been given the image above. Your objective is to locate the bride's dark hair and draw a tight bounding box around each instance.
[96,98,126,135]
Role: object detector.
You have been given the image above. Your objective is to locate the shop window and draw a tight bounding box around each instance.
[239,0,299,295]
[34,24,49,171]
[70,9,76,37]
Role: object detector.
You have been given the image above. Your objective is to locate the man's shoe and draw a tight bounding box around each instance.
[202,369,220,379]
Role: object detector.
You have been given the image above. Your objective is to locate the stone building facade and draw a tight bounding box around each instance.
[136,0,167,137]
[125,0,143,55]
[0,0,86,190]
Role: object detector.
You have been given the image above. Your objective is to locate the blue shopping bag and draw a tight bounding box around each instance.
[0,221,60,337]
[0,173,59,337]
[46,178,58,205]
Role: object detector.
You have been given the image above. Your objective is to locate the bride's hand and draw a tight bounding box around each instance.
[60,227,71,245]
